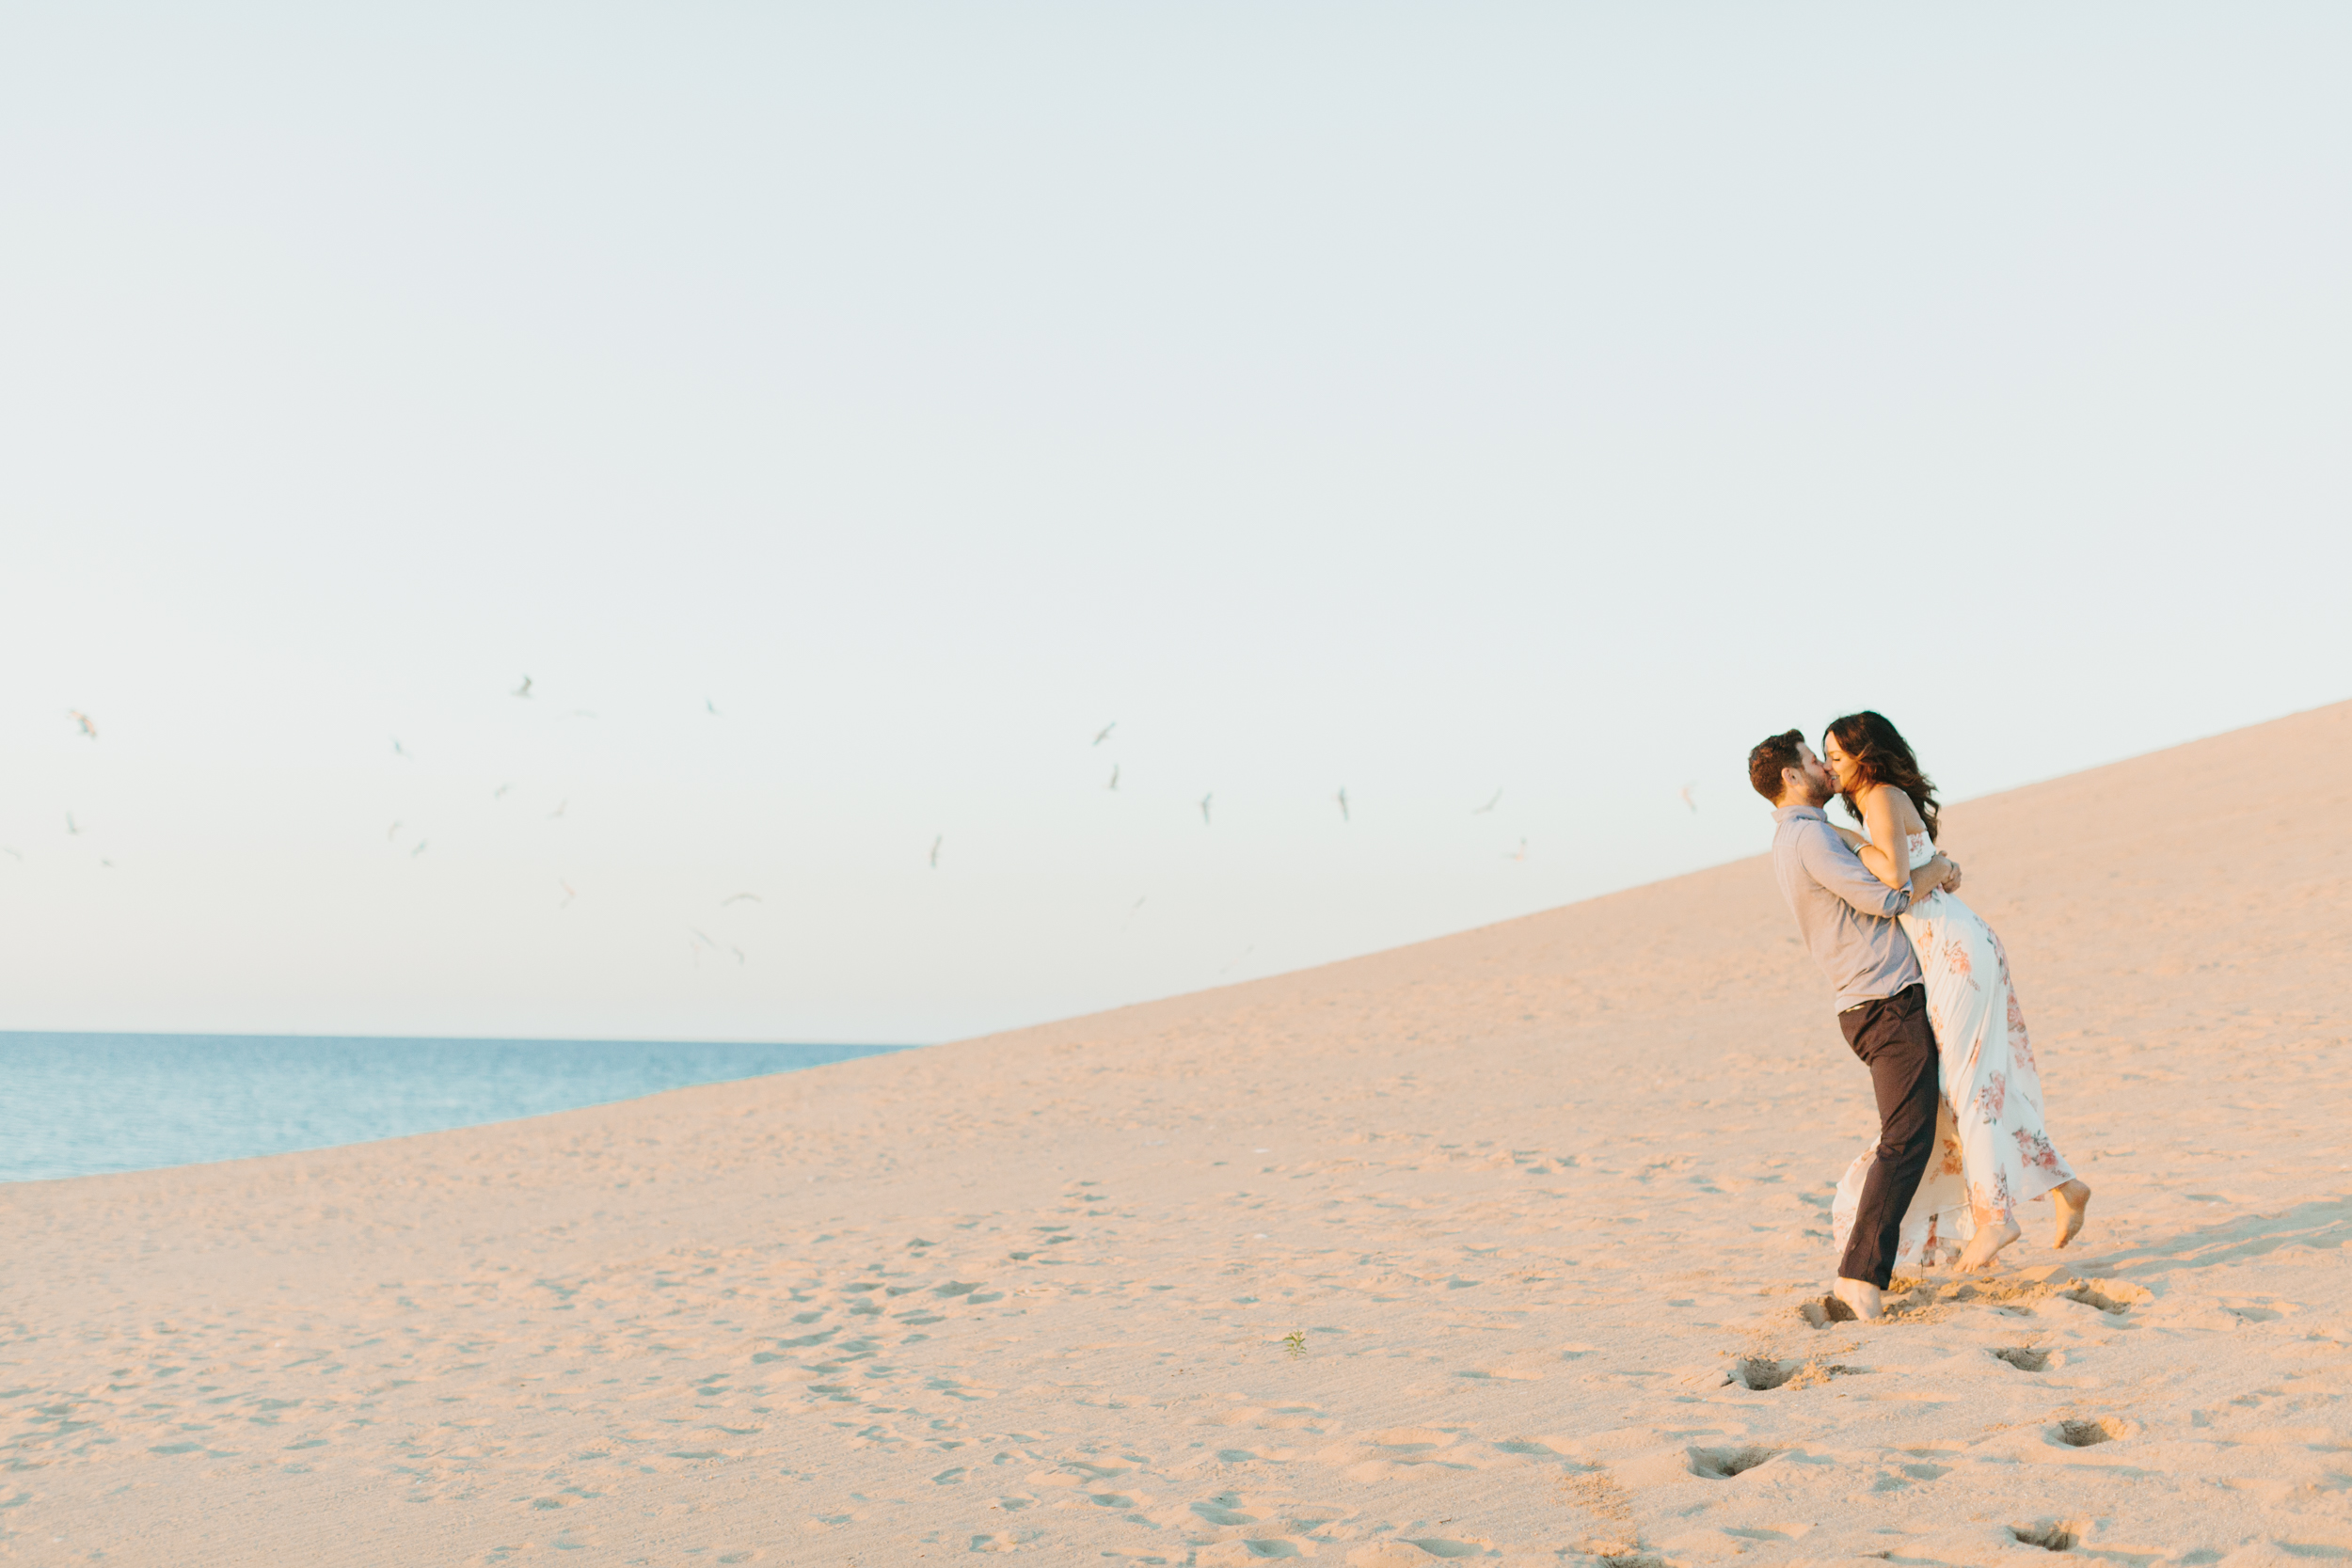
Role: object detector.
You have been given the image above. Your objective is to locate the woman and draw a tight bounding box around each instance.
[1822,711,2091,1273]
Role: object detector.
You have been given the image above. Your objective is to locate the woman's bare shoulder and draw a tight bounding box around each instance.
[1859,780,1923,826]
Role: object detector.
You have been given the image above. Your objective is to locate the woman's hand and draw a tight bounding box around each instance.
[1909,852,1953,902]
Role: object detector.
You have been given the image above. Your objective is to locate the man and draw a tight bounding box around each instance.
[1750,728,1960,1321]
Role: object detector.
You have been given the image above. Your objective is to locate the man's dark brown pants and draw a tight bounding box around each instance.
[1836,982,1940,1290]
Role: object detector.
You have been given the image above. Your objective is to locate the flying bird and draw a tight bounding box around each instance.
[1679,783,1698,814]
[1107,765,1120,791]
[69,710,97,739]
[1092,721,1117,746]
[1199,793,1213,825]
[391,737,409,758]
[1505,837,1530,862]
[410,840,428,857]
[706,698,720,716]
[930,834,943,869]
[513,675,533,699]
[1121,895,1148,931]
[1,847,21,862]
[560,880,578,907]
[729,945,746,965]
[493,784,511,799]
[387,821,403,841]
[548,799,568,819]
[1473,788,1502,815]
[65,813,80,836]
[1217,943,1255,975]
[1334,787,1350,823]
[721,892,761,906]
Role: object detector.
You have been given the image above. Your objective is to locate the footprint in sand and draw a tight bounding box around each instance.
[1687,1445,1781,1479]
[1728,1354,1858,1390]
[1729,1356,1797,1390]
[2060,1279,2153,1314]
[2051,1417,2129,1449]
[2010,1518,2081,1550]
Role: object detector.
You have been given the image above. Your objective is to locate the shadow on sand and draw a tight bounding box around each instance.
[2092,1196,2352,1283]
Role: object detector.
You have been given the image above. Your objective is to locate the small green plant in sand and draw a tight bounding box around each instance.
[1281,1329,1308,1359]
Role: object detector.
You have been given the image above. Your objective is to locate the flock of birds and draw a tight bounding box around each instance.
[394,675,760,969]
[24,689,1709,978]
[1079,719,1696,846]
[908,718,1545,886]
[960,729,1701,976]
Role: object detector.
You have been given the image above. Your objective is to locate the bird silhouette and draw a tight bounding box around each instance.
[513,675,533,699]
[1092,721,1117,746]
[1679,783,1699,814]
[1473,788,1502,815]
[1334,787,1350,823]
[560,880,578,907]
[721,893,761,906]
[387,821,403,841]
[930,834,943,869]
[69,710,97,740]
[1199,793,1214,825]
[411,840,428,857]
[1,847,22,862]
[493,784,512,800]
[65,813,80,836]
[1505,837,1530,862]
[706,698,721,716]
[1107,765,1120,791]
[548,799,568,819]
[391,737,409,758]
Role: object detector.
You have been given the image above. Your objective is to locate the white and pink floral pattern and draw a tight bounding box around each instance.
[1830,876,2077,1272]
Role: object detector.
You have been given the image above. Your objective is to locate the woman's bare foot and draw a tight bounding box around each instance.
[1833,1277,1886,1321]
[2052,1180,2093,1248]
[1958,1215,2022,1273]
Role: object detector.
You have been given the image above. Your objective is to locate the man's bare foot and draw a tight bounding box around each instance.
[1833,1277,1885,1321]
[1958,1216,2022,1273]
[2052,1180,2093,1248]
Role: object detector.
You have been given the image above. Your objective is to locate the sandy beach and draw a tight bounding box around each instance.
[7,699,2350,1565]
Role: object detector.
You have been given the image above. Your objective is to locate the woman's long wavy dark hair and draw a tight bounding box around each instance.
[1824,710,1941,842]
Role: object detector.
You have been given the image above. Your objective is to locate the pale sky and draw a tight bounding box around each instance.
[4,6,2346,1044]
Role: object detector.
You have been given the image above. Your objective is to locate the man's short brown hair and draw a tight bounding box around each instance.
[1748,729,1805,802]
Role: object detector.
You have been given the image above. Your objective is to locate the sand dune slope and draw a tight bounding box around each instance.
[6,702,2352,1566]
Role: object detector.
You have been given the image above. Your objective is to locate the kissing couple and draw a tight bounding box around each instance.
[1752,713,2093,1321]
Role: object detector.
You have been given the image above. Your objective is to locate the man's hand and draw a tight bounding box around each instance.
[1939,857,1963,895]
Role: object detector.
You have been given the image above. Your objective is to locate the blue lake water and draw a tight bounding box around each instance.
[0,1032,915,1183]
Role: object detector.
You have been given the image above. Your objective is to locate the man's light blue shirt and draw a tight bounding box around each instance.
[1771,803,1922,1009]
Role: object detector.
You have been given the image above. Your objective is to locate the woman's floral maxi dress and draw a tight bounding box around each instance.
[1829,835,2077,1271]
